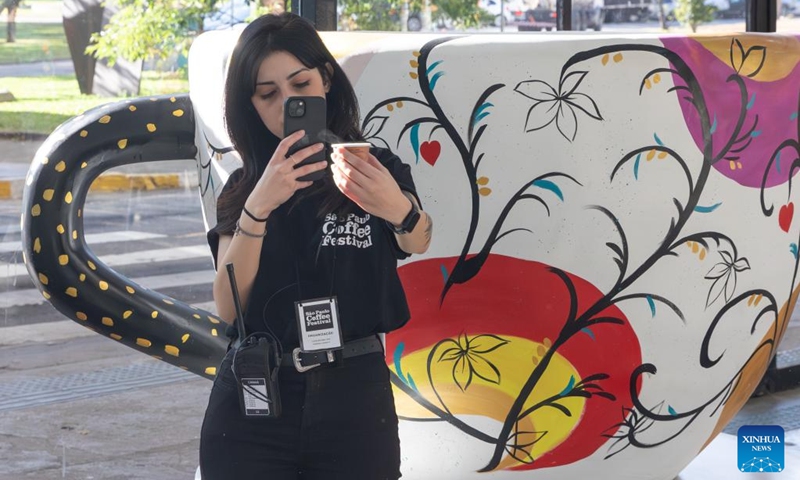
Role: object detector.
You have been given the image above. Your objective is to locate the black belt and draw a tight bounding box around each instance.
[281,335,384,372]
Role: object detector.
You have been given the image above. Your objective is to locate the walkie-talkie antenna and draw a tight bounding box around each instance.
[225,263,247,341]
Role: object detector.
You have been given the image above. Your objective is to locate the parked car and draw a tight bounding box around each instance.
[202,0,250,31]
[479,0,528,26]
[524,0,603,31]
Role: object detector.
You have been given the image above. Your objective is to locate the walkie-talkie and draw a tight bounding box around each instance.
[226,263,282,419]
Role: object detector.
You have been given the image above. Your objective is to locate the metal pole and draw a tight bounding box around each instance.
[557,0,572,31]
[500,0,505,32]
[290,0,336,30]
[746,0,777,33]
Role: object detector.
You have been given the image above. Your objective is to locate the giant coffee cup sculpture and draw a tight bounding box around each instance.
[22,28,800,479]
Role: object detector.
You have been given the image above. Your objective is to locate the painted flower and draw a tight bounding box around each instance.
[438,333,509,391]
[515,71,603,142]
[705,250,751,307]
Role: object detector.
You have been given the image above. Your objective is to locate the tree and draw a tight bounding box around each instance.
[656,0,667,30]
[86,0,285,66]
[673,0,715,33]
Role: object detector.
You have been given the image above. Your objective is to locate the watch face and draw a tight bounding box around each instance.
[403,205,421,233]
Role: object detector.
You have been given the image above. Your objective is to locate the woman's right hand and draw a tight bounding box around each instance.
[244,130,328,218]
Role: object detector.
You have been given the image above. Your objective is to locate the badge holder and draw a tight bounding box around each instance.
[226,263,282,419]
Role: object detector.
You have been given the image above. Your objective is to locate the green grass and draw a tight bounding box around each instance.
[0,23,71,64]
[0,71,190,134]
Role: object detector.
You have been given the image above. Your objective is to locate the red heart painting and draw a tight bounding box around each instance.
[420,141,441,166]
[779,202,794,232]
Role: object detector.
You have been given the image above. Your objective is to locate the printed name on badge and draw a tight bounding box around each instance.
[295,296,343,352]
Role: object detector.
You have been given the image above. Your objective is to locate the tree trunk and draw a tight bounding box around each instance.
[658,0,667,30]
[6,4,17,43]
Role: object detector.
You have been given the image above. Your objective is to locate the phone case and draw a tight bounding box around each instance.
[284,96,328,182]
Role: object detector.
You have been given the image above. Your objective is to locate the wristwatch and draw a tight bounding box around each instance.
[387,200,421,235]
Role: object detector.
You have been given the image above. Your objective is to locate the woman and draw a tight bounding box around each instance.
[199,12,432,480]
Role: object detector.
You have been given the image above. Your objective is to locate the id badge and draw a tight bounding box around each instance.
[295,296,343,352]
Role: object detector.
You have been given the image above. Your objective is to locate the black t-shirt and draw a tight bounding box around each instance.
[207,147,421,349]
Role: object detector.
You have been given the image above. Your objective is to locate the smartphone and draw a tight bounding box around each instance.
[284,96,328,182]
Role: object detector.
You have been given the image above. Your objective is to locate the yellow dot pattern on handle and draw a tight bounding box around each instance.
[72,230,77,240]
[136,338,152,348]
[99,115,111,124]
[193,314,201,319]
[102,317,114,327]
[173,109,184,117]
[80,130,88,138]
[208,316,220,324]
[165,345,180,357]
[42,291,51,299]
[205,367,217,375]
[88,260,96,270]
[81,162,87,169]
[147,123,157,132]
[40,156,49,165]
[123,310,133,319]
[57,224,65,234]
[181,334,190,343]
[79,273,86,282]
[129,105,137,112]
[65,192,73,204]
[33,238,41,253]
[58,255,69,266]
[38,273,48,285]
[118,139,128,149]
[99,281,109,291]
[55,161,66,172]
[76,312,87,321]
[31,204,41,217]
[65,287,77,297]
[126,286,135,294]
[110,334,122,341]
[170,97,177,103]
[152,311,159,319]
[43,189,54,201]
[211,329,218,337]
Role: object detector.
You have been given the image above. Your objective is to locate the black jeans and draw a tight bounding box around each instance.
[199,349,401,479]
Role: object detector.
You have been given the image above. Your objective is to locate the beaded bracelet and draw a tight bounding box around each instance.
[243,206,268,223]
[234,219,267,238]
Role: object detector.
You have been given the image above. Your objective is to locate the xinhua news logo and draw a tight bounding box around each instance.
[738,425,785,473]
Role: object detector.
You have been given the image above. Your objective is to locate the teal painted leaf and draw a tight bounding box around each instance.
[426,60,443,75]
[410,123,420,164]
[473,102,494,125]
[790,243,798,259]
[747,93,756,110]
[668,405,678,416]
[559,375,576,397]
[532,179,564,201]
[393,342,408,385]
[581,327,596,341]
[777,151,782,173]
[751,130,762,138]
[634,153,641,180]
[646,295,656,317]
[440,264,449,283]
[710,115,717,134]
[654,133,664,146]
[407,373,418,391]
[694,202,722,213]
[430,71,445,91]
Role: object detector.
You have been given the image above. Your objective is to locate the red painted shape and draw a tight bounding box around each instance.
[391,254,643,470]
[420,141,441,166]
[779,202,794,232]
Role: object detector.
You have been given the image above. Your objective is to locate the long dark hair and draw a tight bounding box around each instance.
[217,12,364,233]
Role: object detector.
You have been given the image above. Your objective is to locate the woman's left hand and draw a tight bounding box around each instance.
[330,146,411,225]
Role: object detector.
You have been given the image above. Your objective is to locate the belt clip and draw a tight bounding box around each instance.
[292,347,335,373]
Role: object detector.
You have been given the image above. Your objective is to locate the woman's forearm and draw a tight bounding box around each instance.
[395,209,432,255]
[212,212,268,324]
